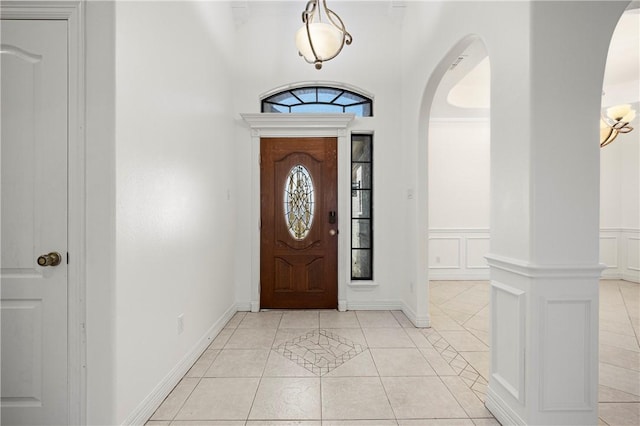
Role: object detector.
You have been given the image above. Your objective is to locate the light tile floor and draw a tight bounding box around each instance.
[146,279,638,426]
[430,279,640,426]
[147,309,499,426]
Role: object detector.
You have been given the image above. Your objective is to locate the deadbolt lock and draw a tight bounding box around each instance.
[37,252,62,267]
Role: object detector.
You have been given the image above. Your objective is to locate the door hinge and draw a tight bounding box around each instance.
[67,252,69,264]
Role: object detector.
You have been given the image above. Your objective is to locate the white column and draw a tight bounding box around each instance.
[485,2,628,425]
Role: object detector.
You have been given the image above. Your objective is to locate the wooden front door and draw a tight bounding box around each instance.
[260,138,338,309]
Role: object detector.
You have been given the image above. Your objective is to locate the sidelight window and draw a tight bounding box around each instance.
[351,134,373,280]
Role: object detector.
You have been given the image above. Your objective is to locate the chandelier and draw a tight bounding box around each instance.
[600,104,636,148]
[295,0,352,70]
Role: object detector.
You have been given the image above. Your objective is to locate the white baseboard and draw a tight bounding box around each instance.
[235,302,252,311]
[122,303,238,425]
[400,301,430,328]
[485,385,526,426]
[622,271,640,283]
[428,272,490,281]
[345,300,403,311]
[601,270,640,283]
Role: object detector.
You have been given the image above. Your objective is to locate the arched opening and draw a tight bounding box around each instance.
[418,33,493,403]
[597,5,640,424]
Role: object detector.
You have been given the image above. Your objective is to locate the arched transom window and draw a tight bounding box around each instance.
[261,86,373,117]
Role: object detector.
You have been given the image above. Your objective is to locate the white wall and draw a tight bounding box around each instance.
[427,120,490,279]
[113,1,238,423]
[85,1,116,423]
[428,120,490,229]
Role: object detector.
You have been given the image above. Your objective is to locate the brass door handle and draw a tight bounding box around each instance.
[37,252,62,267]
[329,229,338,236]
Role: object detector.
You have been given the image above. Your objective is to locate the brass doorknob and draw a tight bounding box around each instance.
[37,252,62,267]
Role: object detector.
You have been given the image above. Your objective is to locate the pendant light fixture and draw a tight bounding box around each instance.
[295,0,352,70]
[600,104,636,148]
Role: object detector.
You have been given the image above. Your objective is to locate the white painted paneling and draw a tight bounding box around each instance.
[541,299,592,411]
[428,229,489,279]
[599,236,619,268]
[491,281,525,402]
[628,237,640,271]
[466,237,490,269]
[1,300,43,404]
[428,237,461,269]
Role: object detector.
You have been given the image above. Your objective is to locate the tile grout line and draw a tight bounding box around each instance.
[617,281,640,350]
[167,322,232,423]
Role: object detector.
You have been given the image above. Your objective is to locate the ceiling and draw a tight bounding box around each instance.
[431,5,640,119]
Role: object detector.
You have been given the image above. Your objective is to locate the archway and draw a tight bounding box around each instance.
[412,34,489,330]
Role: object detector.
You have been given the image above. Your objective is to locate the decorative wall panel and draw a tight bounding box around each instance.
[541,299,592,411]
[428,237,461,269]
[491,281,525,402]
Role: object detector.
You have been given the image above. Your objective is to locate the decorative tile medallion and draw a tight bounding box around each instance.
[273,329,366,375]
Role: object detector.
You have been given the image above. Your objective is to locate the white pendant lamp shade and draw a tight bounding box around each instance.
[296,22,343,62]
[606,104,636,123]
[600,103,636,148]
[295,0,352,69]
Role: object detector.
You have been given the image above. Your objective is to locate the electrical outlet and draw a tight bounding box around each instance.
[177,314,184,335]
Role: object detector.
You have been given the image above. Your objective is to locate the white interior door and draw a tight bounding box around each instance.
[1,20,69,426]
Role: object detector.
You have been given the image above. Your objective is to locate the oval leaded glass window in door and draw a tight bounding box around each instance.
[284,164,315,240]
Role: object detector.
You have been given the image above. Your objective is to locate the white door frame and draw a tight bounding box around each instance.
[241,113,355,312]
[1,2,86,424]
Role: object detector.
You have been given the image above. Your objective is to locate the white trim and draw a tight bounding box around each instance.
[485,386,527,426]
[628,237,640,271]
[235,302,252,312]
[338,299,348,312]
[485,254,605,279]
[539,298,593,412]
[1,2,86,424]
[428,272,490,281]
[400,301,430,328]
[491,280,526,403]
[348,281,379,288]
[429,117,490,124]
[122,303,238,425]
[345,300,403,310]
[429,227,490,234]
[242,113,355,130]
[241,113,355,311]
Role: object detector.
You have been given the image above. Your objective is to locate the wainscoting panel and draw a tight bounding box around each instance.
[428,237,461,269]
[600,229,640,282]
[429,229,489,280]
[599,236,618,269]
[540,299,592,411]
[428,229,639,282]
[628,237,639,271]
[491,280,525,402]
[466,237,490,269]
